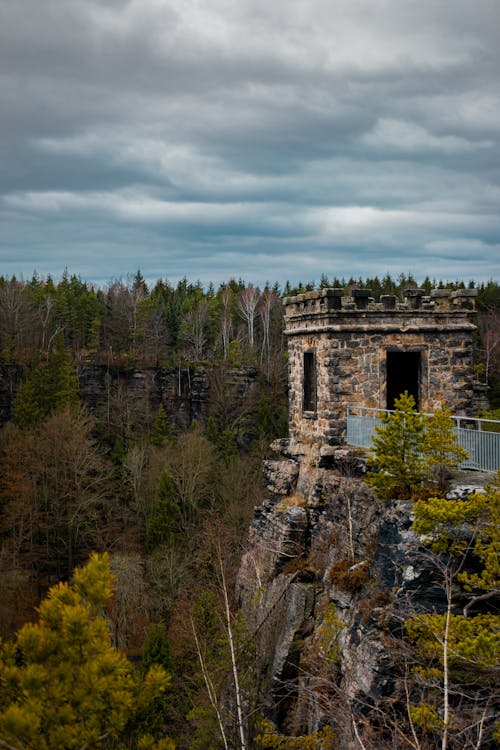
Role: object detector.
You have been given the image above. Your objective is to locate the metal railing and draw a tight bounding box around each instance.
[346,406,500,473]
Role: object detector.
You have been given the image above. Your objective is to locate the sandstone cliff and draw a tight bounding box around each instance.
[236,439,490,749]
[0,363,259,432]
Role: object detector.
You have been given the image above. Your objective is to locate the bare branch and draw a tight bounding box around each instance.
[190,614,229,750]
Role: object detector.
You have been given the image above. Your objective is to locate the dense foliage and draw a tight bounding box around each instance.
[0,553,173,750]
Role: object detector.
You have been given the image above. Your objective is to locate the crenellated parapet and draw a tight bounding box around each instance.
[284,287,477,325]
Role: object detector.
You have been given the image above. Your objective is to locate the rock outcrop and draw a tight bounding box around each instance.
[236,438,489,748]
[0,362,259,432]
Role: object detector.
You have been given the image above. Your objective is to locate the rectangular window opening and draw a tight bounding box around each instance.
[303,351,317,413]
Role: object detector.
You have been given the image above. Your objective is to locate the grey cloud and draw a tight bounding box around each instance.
[0,0,499,286]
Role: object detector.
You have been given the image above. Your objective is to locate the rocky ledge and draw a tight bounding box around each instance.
[236,439,491,748]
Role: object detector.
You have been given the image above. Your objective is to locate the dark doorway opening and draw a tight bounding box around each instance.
[386,351,420,410]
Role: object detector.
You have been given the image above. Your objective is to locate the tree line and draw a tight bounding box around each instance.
[0,270,498,369]
[0,271,284,368]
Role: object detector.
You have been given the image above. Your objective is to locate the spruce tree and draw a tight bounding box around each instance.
[150,405,172,447]
[0,553,173,750]
[145,470,182,551]
[11,374,45,428]
[422,405,468,490]
[367,391,427,500]
[12,340,79,429]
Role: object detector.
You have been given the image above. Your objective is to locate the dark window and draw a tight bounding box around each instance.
[303,351,317,412]
[386,351,421,410]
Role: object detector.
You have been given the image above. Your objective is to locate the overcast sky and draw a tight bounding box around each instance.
[1,0,499,289]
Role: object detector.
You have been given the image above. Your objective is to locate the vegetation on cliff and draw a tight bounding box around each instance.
[367,394,469,500]
[405,475,500,749]
[361,399,499,748]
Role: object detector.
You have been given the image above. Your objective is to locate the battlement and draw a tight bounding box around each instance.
[284,287,477,318]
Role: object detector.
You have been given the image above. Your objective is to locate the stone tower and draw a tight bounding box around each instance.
[284,287,477,445]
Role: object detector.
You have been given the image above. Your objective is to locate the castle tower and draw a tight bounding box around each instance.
[283,287,477,445]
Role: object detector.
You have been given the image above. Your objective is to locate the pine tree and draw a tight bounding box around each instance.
[48,339,79,411]
[142,623,172,674]
[12,340,79,429]
[366,391,427,500]
[423,405,468,490]
[11,374,45,428]
[0,553,173,750]
[150,405,172,447]
[145,470,182,551]
[457,472,500,598]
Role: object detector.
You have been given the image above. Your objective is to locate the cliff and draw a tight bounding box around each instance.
[236,439,491,749]
[0,362,259,432]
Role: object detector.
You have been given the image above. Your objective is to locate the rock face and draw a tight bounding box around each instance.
[236,438,488,748]
[79,363,260,433]
[77,364,213,432]
[0,363,259,431]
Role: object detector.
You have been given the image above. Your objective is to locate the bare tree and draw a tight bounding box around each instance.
[478,309,500,385]
[108,552,149,650]
[130,296,169,364]
[0,407,109,584]
[162,429,216,529]
[36,292,57,353]
[0,280,34,355]
[191,613,230,750]
[220,288,234,360]
[258,287,279,365]
[181,301,209,360]
[238,284,260,349]
[102,279,134,355]
[217,544,247,750]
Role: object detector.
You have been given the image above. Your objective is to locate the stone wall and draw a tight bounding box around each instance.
[284,287,478,445]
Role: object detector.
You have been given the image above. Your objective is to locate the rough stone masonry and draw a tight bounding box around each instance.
[284,287,477,445]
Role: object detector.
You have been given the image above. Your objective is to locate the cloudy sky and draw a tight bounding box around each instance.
[1,0,499,289]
